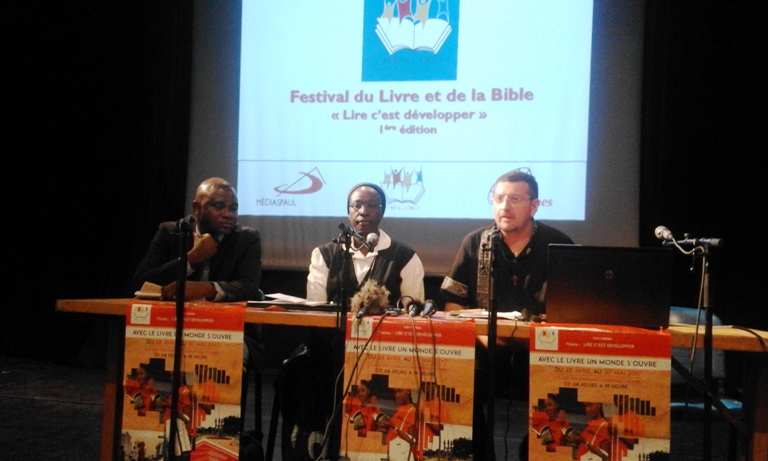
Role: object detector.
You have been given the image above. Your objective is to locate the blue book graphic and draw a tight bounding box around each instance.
[363,0,459,82]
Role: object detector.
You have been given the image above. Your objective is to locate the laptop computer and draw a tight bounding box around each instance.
[544,244,674,329]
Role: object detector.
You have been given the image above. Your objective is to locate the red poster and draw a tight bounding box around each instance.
[528,324,671,461]
[342,315,477,460]
[122,301,245,461]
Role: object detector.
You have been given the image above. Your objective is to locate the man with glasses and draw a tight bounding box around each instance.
[440,169,573,460]
[307,182,425,307]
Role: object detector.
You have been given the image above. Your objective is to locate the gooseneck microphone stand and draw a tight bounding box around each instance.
[693,241,717,460]
[328,226,355,460]
[169,218,193,460]
[700,246,714,459]
[484,231,498,459]
[662,232,722,461]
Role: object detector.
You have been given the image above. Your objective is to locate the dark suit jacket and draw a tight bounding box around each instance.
[130,221,262,301]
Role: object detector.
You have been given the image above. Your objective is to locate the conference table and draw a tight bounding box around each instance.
[56,298,768,460]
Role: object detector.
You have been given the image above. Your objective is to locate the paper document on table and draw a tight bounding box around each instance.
[252,293,331,307]
[134,282,162,300]
[454,308,523,321]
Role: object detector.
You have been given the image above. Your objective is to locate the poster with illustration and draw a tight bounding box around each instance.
[342,315,476,460]
[529,324,671,461]
[122,301,245,461]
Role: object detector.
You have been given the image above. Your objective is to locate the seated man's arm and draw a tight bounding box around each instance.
[130,223,186,294]
[161,280,217,301]
[443,301,466,312]
[214,228,262,302]
[440,276,472,311]
[439,231,477,311]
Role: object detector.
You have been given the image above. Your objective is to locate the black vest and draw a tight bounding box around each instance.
[318,240,416,307]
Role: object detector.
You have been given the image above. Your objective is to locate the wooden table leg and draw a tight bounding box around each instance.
[742,353,767,460]
[101,315,125,460]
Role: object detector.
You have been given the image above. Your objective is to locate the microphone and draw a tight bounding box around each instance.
[339,222,376,251]
[664,237,723,248]
[491,227,502,242]
[400,297,423,317]
[399,297,437,317]
[178,214,197,231]
[385,306,402,316]
[656,226,723,247]
[654,225,674,241]
[420,299,437,317]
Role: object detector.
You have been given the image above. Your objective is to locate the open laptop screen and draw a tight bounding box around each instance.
[545,244,674,330]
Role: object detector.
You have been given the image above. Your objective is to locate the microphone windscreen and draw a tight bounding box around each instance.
[350,280,391,317]
[366,233,379,246]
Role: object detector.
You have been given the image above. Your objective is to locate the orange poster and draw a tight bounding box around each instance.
[122,301,245,461]
[342,315,477,461]
[528,324,671,461]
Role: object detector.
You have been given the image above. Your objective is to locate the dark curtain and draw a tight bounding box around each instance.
[640,2,766,330]
[5,2,193,361]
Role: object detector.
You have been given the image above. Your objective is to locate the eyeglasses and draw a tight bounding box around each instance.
[349,202,382,212]
[491,195,532,206]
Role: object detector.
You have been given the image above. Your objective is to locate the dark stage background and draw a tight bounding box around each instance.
[5,1,765,396]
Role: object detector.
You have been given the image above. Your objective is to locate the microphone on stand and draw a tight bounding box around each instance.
[178,214,197,230]
[655,225,723,247]
[338,222,377,251]
[666,237,723,248]
[654,225,674,241]
[365,233,379,248]
[491,227,502,241]
[355,305,368,320]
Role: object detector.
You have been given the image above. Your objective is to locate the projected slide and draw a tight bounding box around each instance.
[237,0,593,220]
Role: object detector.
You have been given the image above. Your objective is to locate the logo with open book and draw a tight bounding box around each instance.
[381,165,426,209]
[362,0,460,82]
[535,327,559,351]
[130,304,152,325]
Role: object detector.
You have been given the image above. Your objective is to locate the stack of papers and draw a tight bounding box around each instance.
[134,282,162,300]
[248,293,331,307]
[450,308,524,321]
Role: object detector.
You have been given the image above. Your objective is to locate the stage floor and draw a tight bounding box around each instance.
[0,355,734,461]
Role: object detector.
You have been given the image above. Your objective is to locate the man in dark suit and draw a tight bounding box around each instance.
[130,177,262,302]
[130,177,265,459]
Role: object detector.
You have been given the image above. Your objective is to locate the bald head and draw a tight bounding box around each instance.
[193,177,238,235]
[195,177,235,202]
